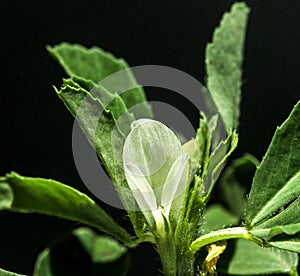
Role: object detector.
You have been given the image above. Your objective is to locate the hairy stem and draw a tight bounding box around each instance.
[156,233,177,276]
[176,248,195,276]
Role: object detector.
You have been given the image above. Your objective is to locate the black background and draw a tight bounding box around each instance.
[0,0,299,275]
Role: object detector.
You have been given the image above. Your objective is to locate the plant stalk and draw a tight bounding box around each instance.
[176,247,195,276]
[190,227,264,253]
[156,233,177,276]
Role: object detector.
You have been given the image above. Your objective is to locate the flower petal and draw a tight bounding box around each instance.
[123,119,182,191]
[161,153,189,217]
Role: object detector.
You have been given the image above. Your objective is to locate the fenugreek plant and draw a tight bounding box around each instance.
[1,2,299,275]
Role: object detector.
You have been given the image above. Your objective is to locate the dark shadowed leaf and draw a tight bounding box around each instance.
[200,204,238,234]
[34,227,129,276]
[217,154,258,218]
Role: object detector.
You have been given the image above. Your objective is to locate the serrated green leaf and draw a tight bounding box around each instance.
[206,2,250,133]
[200,204,238,234]
[218,154,259,218]
[0,268,25,276]
[218,239,298,275]
[0,172,136,246]
[269,233,300,253]
[56,82,150,241]
[62,78,134,136]
[246,101,300,227]
[48,43,152,119]
[34,227,129,276]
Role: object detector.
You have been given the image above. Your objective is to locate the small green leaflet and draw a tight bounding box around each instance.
[196,112,212,179]
[34,227,129,276]
[0,172,136,247]
[204,131,239,198]
[269,233,300,253]
[182,138,200,181]
[218,239,298,275]
[206,2,250,133]
[60,78,134,136]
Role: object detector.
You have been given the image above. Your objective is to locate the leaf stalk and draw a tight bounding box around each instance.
[190,227,264,254]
